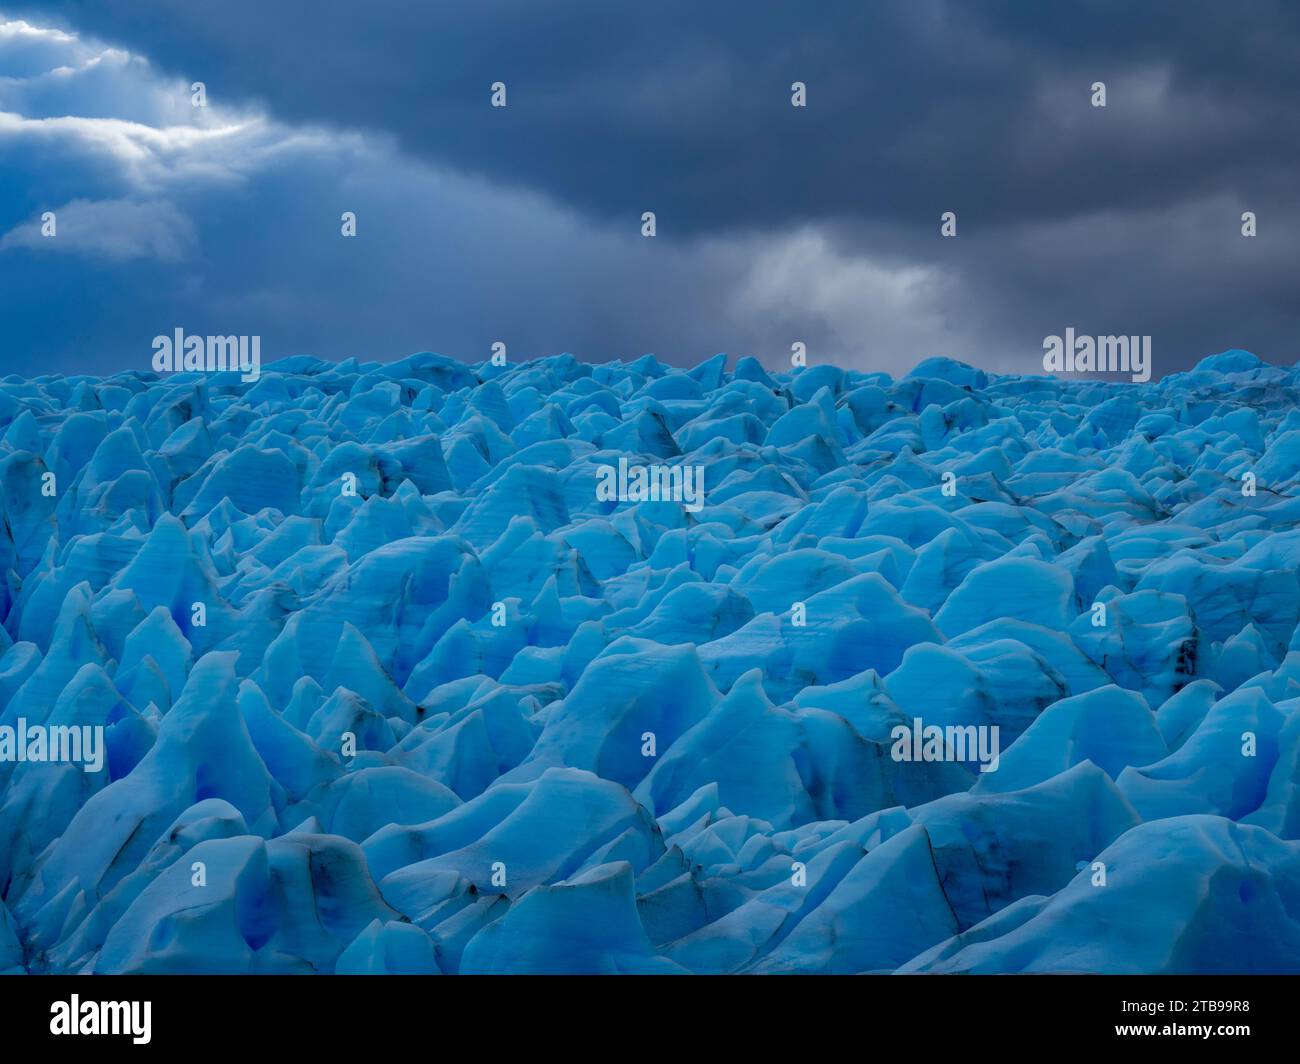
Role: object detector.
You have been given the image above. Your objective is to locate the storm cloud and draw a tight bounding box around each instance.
[1,1,1297,377]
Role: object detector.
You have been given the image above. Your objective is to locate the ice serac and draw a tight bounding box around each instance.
[747,826,959,974]
[335,918,442,974]
[460,862,686,974]
[903,817,1300,974]
[95,831,399,973]
[2,349,1299,973]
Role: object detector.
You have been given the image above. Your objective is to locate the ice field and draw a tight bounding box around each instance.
[1,349,1299,973]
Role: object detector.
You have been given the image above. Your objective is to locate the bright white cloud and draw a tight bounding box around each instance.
[0,196,195,260]
[0,17,75,43]
[726,228,987,371]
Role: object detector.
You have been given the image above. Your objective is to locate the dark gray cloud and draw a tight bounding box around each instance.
[2,2,1298,378]
[29,1,1300,230]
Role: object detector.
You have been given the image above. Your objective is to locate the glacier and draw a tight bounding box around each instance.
[2,348,1300,974]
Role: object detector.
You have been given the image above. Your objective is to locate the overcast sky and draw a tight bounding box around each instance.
[1,2,1297,379]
